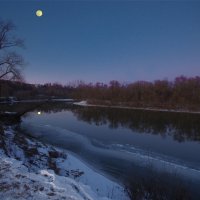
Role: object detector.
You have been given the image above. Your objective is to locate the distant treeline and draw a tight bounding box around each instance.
[72,76,200,110]
[0,81,74,99]
[0,76,200,110]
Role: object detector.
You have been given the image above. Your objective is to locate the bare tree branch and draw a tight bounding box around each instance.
[0,20,24,50]
[0,19,25,82]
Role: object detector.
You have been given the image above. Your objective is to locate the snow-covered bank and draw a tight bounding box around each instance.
[0,154,101,200]
[73,101,88,107]
[0,126,129,200]
[74,101,200,114]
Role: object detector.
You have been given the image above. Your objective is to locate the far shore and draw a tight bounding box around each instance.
[1,98,199,115]
[74,100,200,114]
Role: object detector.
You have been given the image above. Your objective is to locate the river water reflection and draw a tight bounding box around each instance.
[20,103,200,199]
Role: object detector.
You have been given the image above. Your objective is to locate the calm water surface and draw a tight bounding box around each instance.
[20,103,200,197]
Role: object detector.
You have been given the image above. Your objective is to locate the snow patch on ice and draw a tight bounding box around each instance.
[74,101,88,106]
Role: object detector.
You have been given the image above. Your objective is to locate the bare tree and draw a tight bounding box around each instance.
[0,19,25,81]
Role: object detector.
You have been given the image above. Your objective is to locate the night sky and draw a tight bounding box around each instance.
[0,0,200,84]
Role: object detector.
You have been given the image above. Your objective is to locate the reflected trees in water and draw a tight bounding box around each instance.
[72,107,200,143]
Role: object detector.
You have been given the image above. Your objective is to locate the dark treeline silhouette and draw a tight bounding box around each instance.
[72,76,200,110]
[0,80,74,99]
[1,75,200,110]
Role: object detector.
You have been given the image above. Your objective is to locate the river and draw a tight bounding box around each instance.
[20,102,200,199]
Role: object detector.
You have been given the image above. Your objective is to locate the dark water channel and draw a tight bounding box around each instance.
[19,103,200,199]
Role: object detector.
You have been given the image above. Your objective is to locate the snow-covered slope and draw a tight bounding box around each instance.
[0,126,129,200]
[0,153,121,200]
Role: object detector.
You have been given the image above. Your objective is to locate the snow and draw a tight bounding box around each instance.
[0,126,129,200]
[0,154,103,200]
[0,111,17,116]
[73,101,200,114]
[73,101,88,106]
[4,112,17,115]
[56,154,127,199]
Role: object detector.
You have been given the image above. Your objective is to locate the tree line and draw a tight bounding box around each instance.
[0,80,73,99]
[72,76,200,110]
[1,75,200,110]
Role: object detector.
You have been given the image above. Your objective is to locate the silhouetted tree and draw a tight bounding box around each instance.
[0,19,25,81]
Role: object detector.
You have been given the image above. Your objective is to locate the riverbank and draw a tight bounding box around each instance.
[74,100,200,114]
[0,125,129,200]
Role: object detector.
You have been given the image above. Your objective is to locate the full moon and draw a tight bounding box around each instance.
[36,10,43,17]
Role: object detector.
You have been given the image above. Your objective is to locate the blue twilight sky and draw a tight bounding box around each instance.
[0,0,200,84]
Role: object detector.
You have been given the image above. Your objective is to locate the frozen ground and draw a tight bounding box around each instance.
[0,126,129,200]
